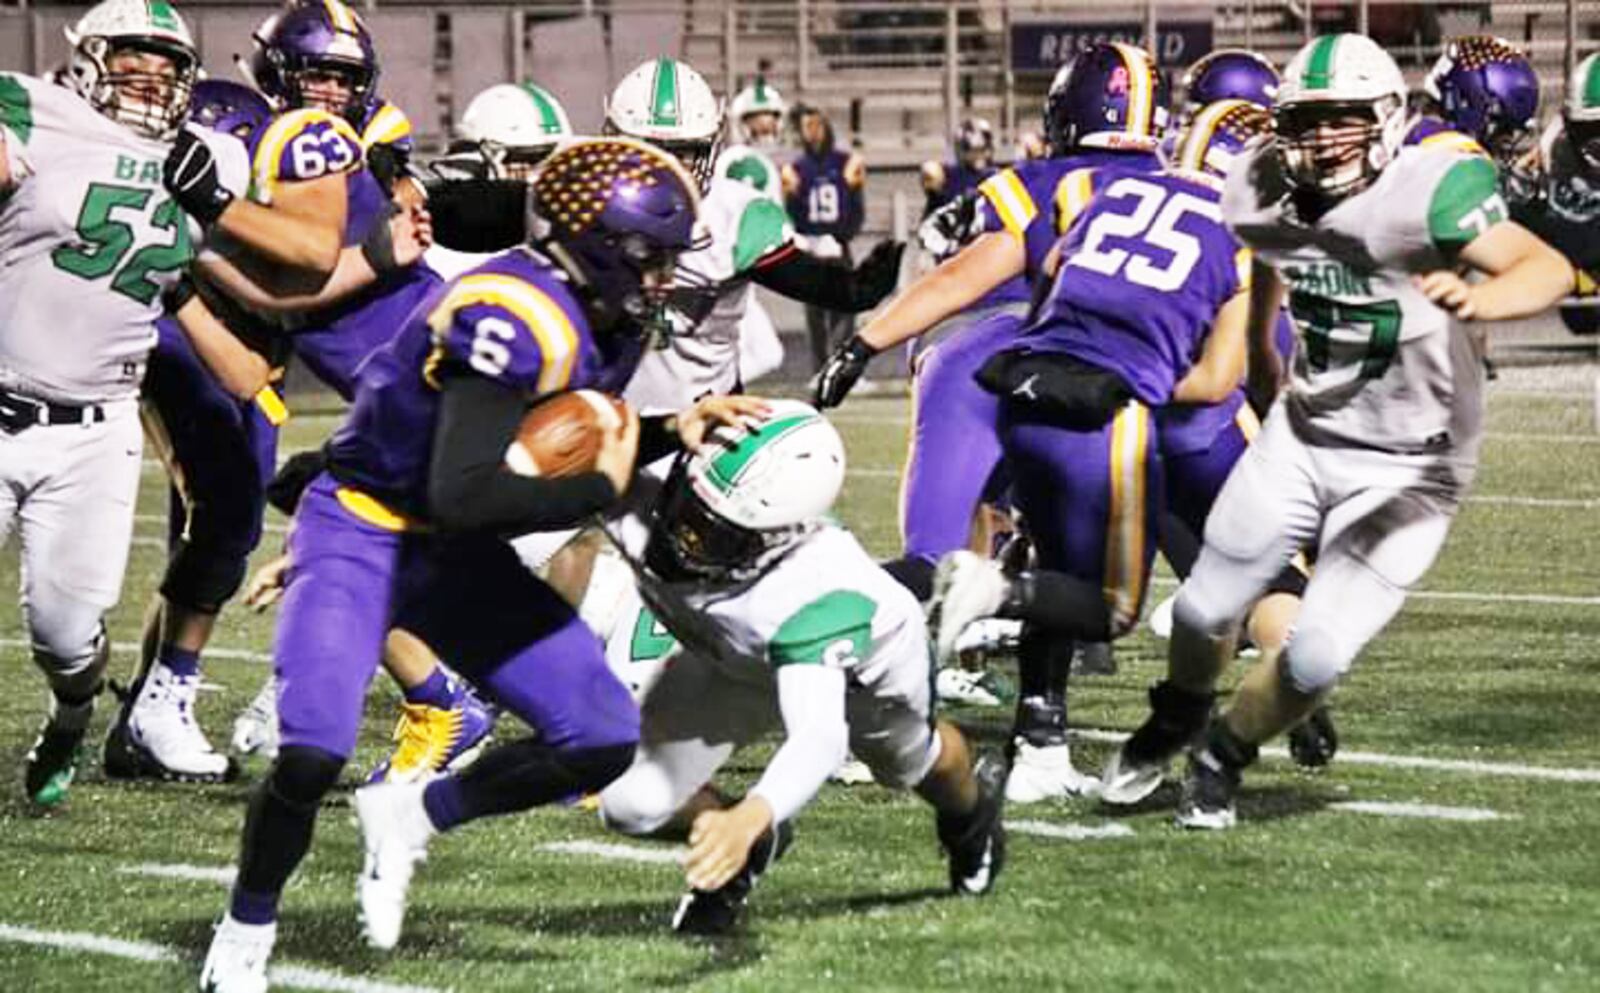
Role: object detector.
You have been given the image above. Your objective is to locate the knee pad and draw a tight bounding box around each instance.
[598,761,680,837]
[160,537,253,614]
[267,745,346,809]
[1280,624,1350,696]
[1173,580,1241,641]
[30,598,109,681]
[561,741,637,796]
[35,622,109,702]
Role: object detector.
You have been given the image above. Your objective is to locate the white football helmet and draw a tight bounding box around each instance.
[650,401,846,581]
[604,57,725,192]
[1565,53,1600,173]
[454,82,573,179]
[64,0,198,141]
[729,79,787,147]
[1275,33,1407,198]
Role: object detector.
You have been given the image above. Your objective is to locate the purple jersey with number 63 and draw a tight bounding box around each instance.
[1021,170,1250,407]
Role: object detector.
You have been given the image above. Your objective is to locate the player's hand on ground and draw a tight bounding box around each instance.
[1415,270,1479,320]
[243,554,291,612]
[813,335,876,408]
[596,402,641,495]
[676,395,771,452]
[686,798,774,892]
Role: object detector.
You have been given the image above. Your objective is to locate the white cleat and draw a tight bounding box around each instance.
[929,551,1011,665]
[952,617,1022,659]
[354,781,434,951]
[936,667,1004,708]
[231,677,279,759]
[1004,739,1101,803]
[830,755,875,786]
[1099,744,1169,806]
[199,915,275,993]
[111,667,232,781]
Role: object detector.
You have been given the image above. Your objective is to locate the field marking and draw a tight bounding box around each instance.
[0,923,445,993]
[536,840,684,865]
[0,637,272,665]
[119,863,236,885]
[1006,819,1135,841]
[133,513,287,534]
[1330,801,1507,822]
[1070,728,1600,784]
[1144,574,1600,607]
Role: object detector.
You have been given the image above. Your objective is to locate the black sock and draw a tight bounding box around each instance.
[233,745,343,920]
[1205,720,1260,770]
[1014,624,1072,745]
[1004,569,1111,640]
[423,737,635,829]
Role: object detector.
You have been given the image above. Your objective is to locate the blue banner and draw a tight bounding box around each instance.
[1010,21,1214,72]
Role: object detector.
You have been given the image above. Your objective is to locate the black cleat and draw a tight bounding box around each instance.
[938,755,1007,896]
[25,723,88,808]
[1287,705,1339,769]
[672,820,794,936]
[1175,748,1240,830]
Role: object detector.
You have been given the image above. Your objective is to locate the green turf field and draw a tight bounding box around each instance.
[0,386,1597,992]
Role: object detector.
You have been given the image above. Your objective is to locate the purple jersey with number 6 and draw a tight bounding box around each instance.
[1020,170,1250,407]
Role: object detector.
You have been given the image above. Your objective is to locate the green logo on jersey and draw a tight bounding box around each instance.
[628,608,676,662]
[1281,262,1373,299]
[115,155,164,185]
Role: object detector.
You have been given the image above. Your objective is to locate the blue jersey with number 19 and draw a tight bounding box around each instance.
[1021,170,1250,407]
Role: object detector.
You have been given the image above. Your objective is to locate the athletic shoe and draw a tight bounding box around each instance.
[24,705,91,808]
[1101,683,1215,806]
[230,677,279,759]
[1287,705,1339,769]
[1004,739,1100,803]
[935,666,1013,708]
[354,781,435,950]
[105,668,234,782]
[198,915,275,993]
[937,755,1007,896]
[830,754,875,786]
[952,617,1022,660]
[366,691,495,785]
[672,820,794,936]
[928,551,1010,665]
[1175,748,1240,830]
[1100,742,1170,807]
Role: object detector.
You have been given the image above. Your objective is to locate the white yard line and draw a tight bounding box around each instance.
[0,924,445,993]
[0,637,271,665]
[1069,728,1600,784]
[1145,574,1600,607]
[119,863,236,885]
[1006,819,1135,841]
[133,513,286,534]
[1329,801,1507,822]
[535,840,684,865]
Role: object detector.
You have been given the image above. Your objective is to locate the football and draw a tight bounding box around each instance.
[505,390,631,477]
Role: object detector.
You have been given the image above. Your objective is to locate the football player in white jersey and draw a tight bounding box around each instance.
[1100,34,1575,829]
[596,402,1006,934]
[0,0,269,807]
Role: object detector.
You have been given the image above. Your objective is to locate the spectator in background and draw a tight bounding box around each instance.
[784,104,867,373]
[1013,129,1048,162]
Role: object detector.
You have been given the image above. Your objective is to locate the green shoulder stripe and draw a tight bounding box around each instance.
[733,197,791,272]
[726,153,774,193]
[1427,155,1506,252]
[0,75,32,146]
[770,590,876,669]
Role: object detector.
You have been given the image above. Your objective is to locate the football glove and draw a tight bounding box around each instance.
[163,128,234,227]
[812,334,877,408]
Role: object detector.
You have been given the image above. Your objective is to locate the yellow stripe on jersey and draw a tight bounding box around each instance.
[250,108,363,200]
[1052,167,1098,234]
[1103,402,1151,634]
[1420,130,1487,157]
[428,274,580,393]
[1111,43,1154,138]
[361,102,413,149]
[1233,247,1254,293]
[1234,402,1261,442]
[336,486,428,533]
[978,169,1038,240]
[253,386,289,426]
[323,0,360,33]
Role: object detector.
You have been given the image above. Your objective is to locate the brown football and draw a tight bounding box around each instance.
[506,390,631,477]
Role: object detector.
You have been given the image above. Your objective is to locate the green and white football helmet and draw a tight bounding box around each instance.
[452,82,573,179]
[604,57,725,192]
[64,0,199,141]
[1564,52,1600,174]
[729,79,787,148]
[649,401,846,582]
[1275,33,1408,199]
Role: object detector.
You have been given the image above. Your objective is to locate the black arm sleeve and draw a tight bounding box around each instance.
[637,414,684,466]
[427,374,617,535]
[424,179,532,253]
[750,244,887,312]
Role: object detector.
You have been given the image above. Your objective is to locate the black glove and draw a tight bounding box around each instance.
[161,272,197,314]
[813,334,877,408]
[360,201,402,274]
[853,239,906,308]
[364,142,409,194]
[266,448,329,516]
[919,190,981,259]
[163,127,234,227]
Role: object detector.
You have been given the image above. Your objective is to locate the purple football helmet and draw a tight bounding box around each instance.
[1169,99,1273,181]
[1424,36,1540,164]
[531,138,704,335]
[1181,49,1280,118]
[1044,42,1168,155]
[189,79,273,141]
[247,0,378,123]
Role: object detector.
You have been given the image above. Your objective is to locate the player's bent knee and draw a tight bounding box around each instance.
[1172,581,1239,640]
[1280,625,1352,696]
[598,763,680,836]
[268,745,346,809]
[161,541,252,614]
[28,596,109,677]
[857,726,939,790]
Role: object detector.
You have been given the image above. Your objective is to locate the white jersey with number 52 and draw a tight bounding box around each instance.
[0,73,192,404]
[1223,141,1503,456]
